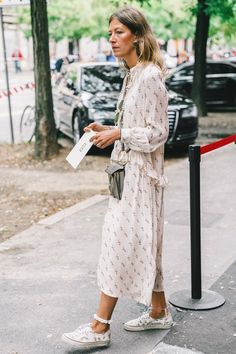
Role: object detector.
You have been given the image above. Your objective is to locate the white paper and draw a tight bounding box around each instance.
[66,130,96,169]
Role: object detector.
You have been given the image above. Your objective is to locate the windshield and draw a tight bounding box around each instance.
[81,65,124,93]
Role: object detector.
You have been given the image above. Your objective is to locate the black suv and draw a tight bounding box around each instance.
[166,60,236,107]
[53,62,198,149]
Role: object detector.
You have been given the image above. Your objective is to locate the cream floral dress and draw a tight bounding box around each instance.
[97,62,169,306]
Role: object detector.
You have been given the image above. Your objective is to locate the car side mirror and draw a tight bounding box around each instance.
[170,75,177,81]
[73,88,79,96]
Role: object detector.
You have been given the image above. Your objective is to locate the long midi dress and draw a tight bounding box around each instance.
[97,62,169,306]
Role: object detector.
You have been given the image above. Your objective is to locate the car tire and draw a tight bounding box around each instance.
[72,111,84,144]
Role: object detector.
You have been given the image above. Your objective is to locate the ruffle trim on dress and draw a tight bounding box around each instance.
[132,161,168,188]
[146,169,168,187]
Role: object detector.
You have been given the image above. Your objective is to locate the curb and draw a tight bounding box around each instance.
[38,194,108,226]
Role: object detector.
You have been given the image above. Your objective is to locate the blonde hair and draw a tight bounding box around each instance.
[109,6,167,76]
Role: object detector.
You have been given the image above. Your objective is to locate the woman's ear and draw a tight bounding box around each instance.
[133,35,138,43]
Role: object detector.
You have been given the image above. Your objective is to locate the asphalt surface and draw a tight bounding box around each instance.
[0,143,236,354]
[160,260,236,354]
[0,70,35,144]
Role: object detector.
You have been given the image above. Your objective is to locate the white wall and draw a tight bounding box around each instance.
[0,26,32,71]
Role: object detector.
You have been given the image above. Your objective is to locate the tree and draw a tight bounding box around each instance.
[139,0,235,116]
[161,0,236,117]
[191,0,210,116]
[30,0,59,159]
[86,0,115,40]
[142,0,195,41]
[191,0,235,116]
[48,0,90,43]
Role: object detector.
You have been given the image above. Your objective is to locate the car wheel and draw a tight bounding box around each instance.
[72,111,84,144]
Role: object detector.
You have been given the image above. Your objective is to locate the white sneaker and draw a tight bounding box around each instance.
[62,323,111,349]
[124,310,173,332]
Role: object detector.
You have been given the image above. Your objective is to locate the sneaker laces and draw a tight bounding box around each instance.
[137,312,151,325]
[75,323,92,333]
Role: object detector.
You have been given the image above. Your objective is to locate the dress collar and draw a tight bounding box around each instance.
[129,62,143,74]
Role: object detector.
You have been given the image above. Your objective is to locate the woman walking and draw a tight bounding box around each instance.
[62,6,173,350]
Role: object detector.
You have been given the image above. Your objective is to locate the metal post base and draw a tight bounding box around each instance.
[169,289,225,310]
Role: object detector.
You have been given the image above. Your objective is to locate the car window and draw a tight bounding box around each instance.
[66,66,78,85]
[55,65,78,90]
[175,66,194,77]
[81,65,125,93]
[207,63,236,74]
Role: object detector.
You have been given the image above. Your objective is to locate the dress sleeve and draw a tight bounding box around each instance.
[120,71,169,153]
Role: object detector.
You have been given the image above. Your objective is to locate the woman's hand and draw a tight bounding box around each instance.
[90,128,121,149]
[84,122,107,133]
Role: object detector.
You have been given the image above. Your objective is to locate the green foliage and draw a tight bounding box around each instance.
[207,0,236,41]
[15,7,31,39]
[136,0,151,5]
[206,0,235,18]
[85,0,115,40]
[142,0,195,40]
[186,0,236,41]
[15,0,235,44]
[209,15,236,43]
[47,0,91,42]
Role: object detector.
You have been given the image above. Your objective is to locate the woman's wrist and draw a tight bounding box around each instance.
[107,125,121,140]
[115,127,121,140]
[107,125,116,130]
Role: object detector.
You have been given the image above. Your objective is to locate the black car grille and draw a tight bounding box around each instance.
[168,110,177,138]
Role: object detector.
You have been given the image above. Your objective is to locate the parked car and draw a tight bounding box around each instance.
[227,56,236,65]
[166,60,236,107]
[53,62,198,149]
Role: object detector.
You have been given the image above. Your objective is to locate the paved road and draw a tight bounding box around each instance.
[0,70,35,143]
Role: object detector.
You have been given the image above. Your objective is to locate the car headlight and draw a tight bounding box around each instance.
[181,105,198,118]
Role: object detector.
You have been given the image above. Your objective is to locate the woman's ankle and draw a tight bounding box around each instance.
[91,320,110,333]
[149,306,167,319]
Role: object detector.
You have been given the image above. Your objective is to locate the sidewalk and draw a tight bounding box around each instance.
[0,144,236,354]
